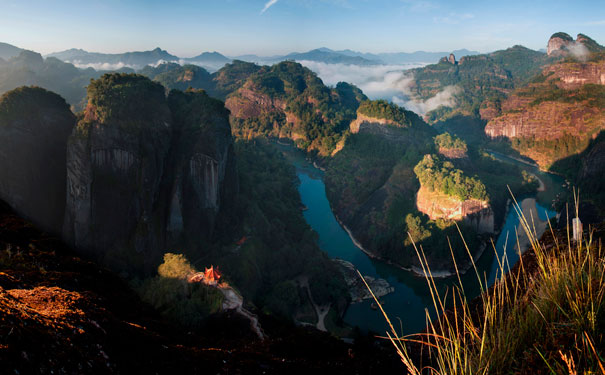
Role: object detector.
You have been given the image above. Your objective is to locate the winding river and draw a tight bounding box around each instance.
[277,144,563,334]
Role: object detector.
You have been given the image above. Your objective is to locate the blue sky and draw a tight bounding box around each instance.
[1,0,604,56]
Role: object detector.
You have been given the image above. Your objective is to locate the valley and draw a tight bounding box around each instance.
[0,21,604,373]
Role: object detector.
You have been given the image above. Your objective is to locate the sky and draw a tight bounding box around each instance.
[1,0,604,57]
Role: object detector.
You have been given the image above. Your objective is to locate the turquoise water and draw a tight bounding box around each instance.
[279,144,561,334]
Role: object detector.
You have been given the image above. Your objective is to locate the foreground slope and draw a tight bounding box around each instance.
[0,201,401,374]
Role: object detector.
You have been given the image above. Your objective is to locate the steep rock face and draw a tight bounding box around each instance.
[0,87,75,234]
[547,32,574,57]
[63,75,236,272]
[63,74,172,268]
[349,114,408,141]
[225,83,286,119]
[484,52,605,167]
[542,60,605,89]
[165,89,236,245]
[416,187,494,234]
[485,101,604,139]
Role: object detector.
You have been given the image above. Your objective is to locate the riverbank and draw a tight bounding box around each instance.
[334,212,485,278]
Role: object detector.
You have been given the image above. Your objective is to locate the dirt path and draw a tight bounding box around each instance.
[298,276,329,332]
[219,285,265,340]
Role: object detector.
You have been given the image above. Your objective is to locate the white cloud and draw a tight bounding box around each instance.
[297,60,460,115]
[261,0,279,14]
[568,42,590,62]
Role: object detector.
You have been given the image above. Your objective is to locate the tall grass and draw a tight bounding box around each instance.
[363,192,605,374]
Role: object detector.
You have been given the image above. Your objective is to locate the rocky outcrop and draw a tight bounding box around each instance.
[416,187,494,234]
[165,89,236,246]
[349,113,408,141]
[484,51,605,167]
[63,75,172,268]
[542,60,605,90]
[547,32,605,58]
[224,83,286,120]
[332,259,394,303]
[438,147,467,159]
[0,87,75,234]
[485,101,604,140]
[547,32,574,57]
[63,74,235,272]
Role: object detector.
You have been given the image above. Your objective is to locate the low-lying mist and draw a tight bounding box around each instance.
[298,60,459,115]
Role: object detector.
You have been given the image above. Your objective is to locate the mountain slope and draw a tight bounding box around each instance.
[484,40,605,168]
[47,47,179,68]
[0,200,400,374]
[0,42,23,60]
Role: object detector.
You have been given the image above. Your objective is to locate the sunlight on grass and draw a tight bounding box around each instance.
[363,189,605,374]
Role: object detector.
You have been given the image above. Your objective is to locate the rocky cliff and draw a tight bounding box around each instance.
[165,89,236,246]
[349,113,409,141]
[62,74,235,272]
[484,48,605,168]
[223,61,365,155]
[416,187,494,234]
[0,87,75,234]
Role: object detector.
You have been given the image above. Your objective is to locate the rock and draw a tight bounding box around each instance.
[333,259,394,303]
[63,74,172,269]
[547,32,574,57]
[63,75,236,272]
[416,186,494,234]
[448,53,456,65]
[0,87,75,234]
[165,89,237,245]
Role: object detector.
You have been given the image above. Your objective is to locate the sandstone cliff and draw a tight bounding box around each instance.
[0,87,75,234]
[416,186,494,234]
[62,74,235,272]
[63,74,173,269]
[484,48,605,167]
[349,113,409,141]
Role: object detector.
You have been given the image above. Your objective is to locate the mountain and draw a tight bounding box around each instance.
[0,42,23,60]
[62,73,236,273]
[281,48,381,65]
[407,45,551,123]
[138,63,214,91]
[0,50,97,108]
[182,51,231,70]
[46,47,179,68]
[0,87,75,234]
[484,36,605,168]
[224,60,367,155]
[334,48,480,64]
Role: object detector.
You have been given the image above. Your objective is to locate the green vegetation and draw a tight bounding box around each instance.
[142,63,213,92]
[229,61,366,155]
[434,132,467,152]
[523,82,605,108]
[380,204,605,375]
[0,86,71,124]
[138,253,224,329]
[84,73,170,133]
[216,140,349,319]
[414,154,488,201]
[357,99,423,127]
[410,46,549,123]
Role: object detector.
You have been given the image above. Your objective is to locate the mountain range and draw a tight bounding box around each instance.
[41,44,481,70]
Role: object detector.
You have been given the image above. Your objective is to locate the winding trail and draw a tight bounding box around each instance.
[219,285,266,340]
[297,276,329,332]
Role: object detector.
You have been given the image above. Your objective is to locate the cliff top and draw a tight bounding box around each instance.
[0,86,73,125]
[83,73,171,133]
